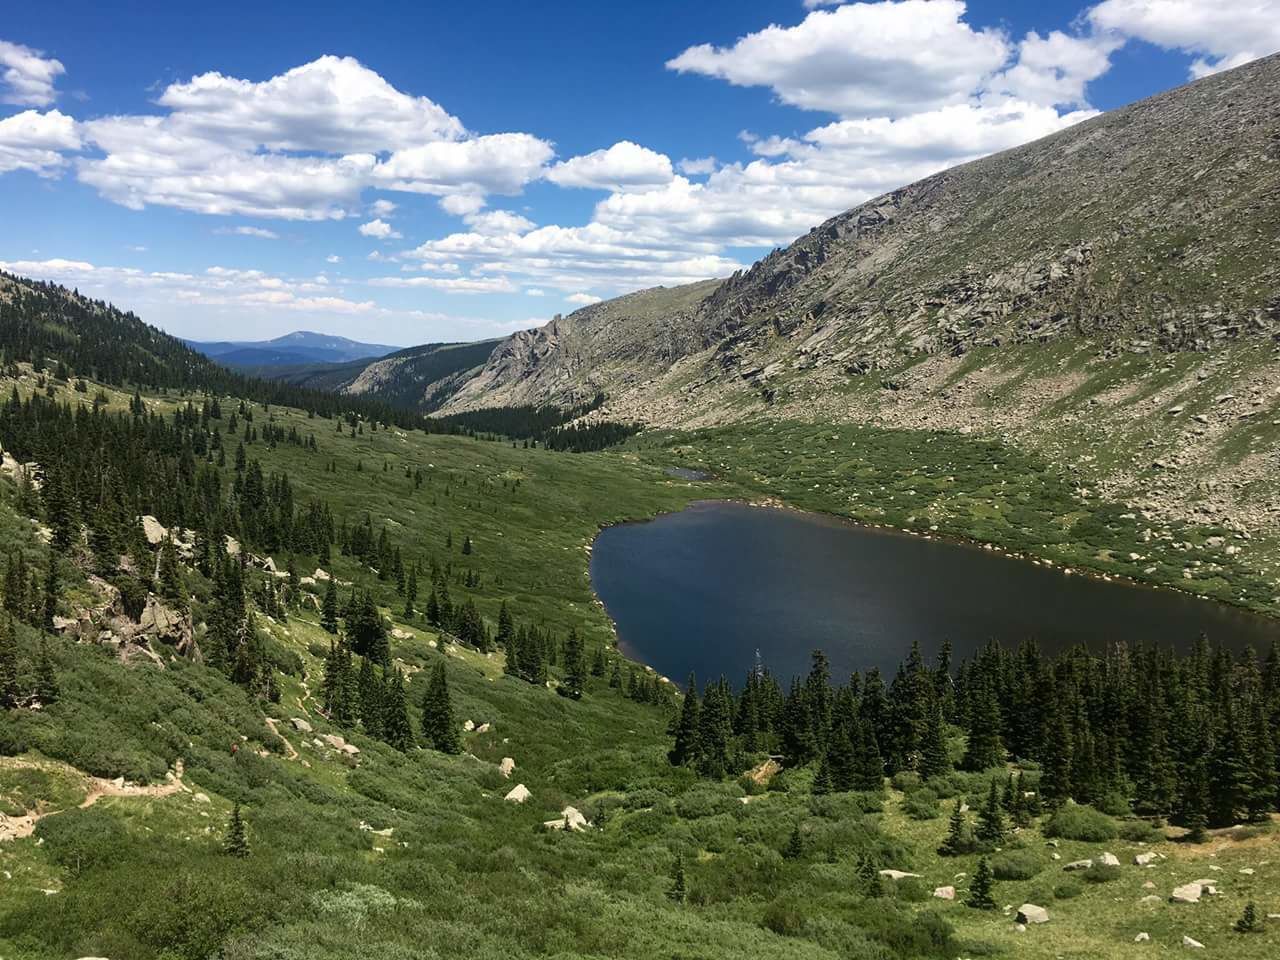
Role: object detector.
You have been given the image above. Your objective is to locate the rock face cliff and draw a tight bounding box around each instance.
[443,280,721,411]
[443,53,1279,421]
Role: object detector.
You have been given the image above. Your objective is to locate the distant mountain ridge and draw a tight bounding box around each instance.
[256,339,505,413]
[186,330,403,369]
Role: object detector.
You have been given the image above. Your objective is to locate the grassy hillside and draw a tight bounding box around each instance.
[1,365,1278,959]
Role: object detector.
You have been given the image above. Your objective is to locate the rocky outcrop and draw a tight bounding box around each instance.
[53,579,197,663]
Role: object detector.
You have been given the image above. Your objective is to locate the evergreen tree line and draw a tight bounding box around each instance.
[430,394,640,453]
[670,636,1280,832]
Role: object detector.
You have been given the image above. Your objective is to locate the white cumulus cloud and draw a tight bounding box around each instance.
[1088,0,1280,78]
[0,108,80,176]
[666,0,1010,119]
[359,218,402,240]
[0,39,65,107]
[69,56,554,221]
[546,141,674,191]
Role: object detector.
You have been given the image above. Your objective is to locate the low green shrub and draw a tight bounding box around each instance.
[902,789,940,820]
[1117,820,1162,843]
[762,895,807,936]
[1043,804,1117,842]
[1082,864,1122,884]
[991,849,1043,880]
[1053,878,1085,899]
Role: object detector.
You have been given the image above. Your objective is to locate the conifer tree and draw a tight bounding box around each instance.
[919,695,950,780]
[158,537,185,609]
[321,578,339,634]
[813,751,834,795]
[382,668,414,751]
[668,674,701,766]
[962,676,1003,771]
[1245,695,1276,822]
[976,778,1006,846]
[856,855,882,897]
[696,678,734,778]
[938,799,973,856]
[1039,696,1074,806]
[780,678,817,763]
[561,628,587,700]
[1182,754,1211,843]
[0,616,19,709]
[225,803,249,857]
[966,857,996,909]
[668,854,687,904]
[1236,901,1259,934]
[35,635,58,705]
[496,601,513,650]
[824,725,859,792]
[358,657,384,739]
[1209,698,1251,826]
[403,566,417,620]
[421,661,460,754]
[783,823,804,859]
[41,551,59,632]
[850,718,885,792]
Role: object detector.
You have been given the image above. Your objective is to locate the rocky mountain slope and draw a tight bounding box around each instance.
[439,53,1280,536]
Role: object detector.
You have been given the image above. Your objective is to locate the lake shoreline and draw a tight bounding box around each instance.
[588,488,1280,691]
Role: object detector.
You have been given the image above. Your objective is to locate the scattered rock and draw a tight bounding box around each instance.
[1065,859,1094,871]
[499,757,515,778]
[1170,882,1204,904]
[476,722,490,734]
[290,717,313,733]
[1181,935,1204,949]
[933,886,955,900]
[1099,852,1120,867]
[463,720,475,732]
[192,793,210,804]
[1134,853,1157,866]
[1016,904,1049,925]
[746,758,781,786]
[878,870,921,881]
[1134,932,1150,942]
[140,515,168,545]
[543,806,589,832]
[504,783,531,803]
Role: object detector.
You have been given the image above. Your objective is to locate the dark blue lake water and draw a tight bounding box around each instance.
[590,501,1279,686]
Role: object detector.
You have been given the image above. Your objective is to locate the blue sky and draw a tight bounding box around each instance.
[1,0,1276,345]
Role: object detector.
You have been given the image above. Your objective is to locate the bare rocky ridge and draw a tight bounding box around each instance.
[437,54,1280,536]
